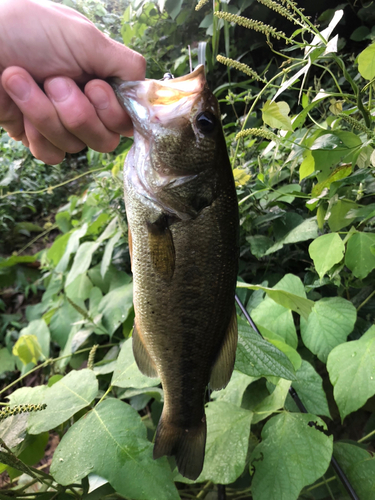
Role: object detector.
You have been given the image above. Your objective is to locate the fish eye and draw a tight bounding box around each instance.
[196,111,216,134]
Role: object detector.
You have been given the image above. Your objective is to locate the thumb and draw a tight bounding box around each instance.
[90,36,146,82]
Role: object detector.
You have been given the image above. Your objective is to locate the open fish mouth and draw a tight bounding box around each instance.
[111,65,207,130]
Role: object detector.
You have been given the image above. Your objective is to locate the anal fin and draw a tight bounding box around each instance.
[146,215,175,281]
[209,307,238,390]
[132,320,158,378]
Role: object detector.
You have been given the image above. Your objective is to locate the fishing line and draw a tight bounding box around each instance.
[235,294,360,500]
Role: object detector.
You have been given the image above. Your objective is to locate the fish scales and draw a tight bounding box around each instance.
[112,66,239,480]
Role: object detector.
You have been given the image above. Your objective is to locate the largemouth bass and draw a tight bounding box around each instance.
[112,66,239,480]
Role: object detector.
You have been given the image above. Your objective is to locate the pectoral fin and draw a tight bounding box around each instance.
[132,320,158,378]
[146,215,175,281]
[209,308,238,390]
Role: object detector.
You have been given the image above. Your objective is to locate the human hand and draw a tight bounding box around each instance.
[0,0,145,164]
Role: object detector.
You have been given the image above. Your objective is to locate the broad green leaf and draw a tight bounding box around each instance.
[345,232,375,279]
[237,283,313,320]
[98,283,133,335]
[265,218,319,256]
[334,442,375,499]
[49,298,83,348]
[327,326,375,421]
[235,318,296,380]
[262,100,293,131]
[266,337,301,371]
[9,370,98,434]
[55,211,72,233]
[301,297,356,362]
[55,223,88,273]
[211,370,257,406]
[291,360,331,417]
[0,413,28,449]
[65,273,93,301]
[252,378,291,424]
[112,339,160,389]
[199,402,252,484]
[46,232,70,266]
[252,299,298,348]
[299,151,315,181]
[358,43,375,80]
[18,432,49,466]
[18,319,50,360]
[51,398,179,500]
[309,233,345,279]
[101,230,122,278]
[13,335,43,365]
[66,241,101,286]
[250,412,333,500]
[327,200,357,231]
[311,164,352,197]
[0,347,16,374]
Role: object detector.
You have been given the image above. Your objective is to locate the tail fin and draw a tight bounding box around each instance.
[153,414,206,480]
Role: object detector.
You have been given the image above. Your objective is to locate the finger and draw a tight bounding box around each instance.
[24,117,65,165]
[89,36,146,81]
[84,80,133,137]
[45,76,120,152]
[0,78,24,140]
[2,67,86,153]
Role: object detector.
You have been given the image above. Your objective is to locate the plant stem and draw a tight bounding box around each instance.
[358,428,375,443]
[16,224,58,255]
[0,166,107,199]
[0,344,116,396]
[356,289,375,312]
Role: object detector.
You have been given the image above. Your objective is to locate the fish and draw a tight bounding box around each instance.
[112,65,239,480]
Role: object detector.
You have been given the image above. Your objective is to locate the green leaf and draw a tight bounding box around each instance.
[345,232,375,279]
[250,412,333,500]
[199,402,252,484]
[262,100,293,131]
[19,319,50,360]
[291,360,331,417]
[65,273,93,301]
[49,298,83,349]
[235,317,296,380]
[101,230,122,278]
[51,398,179,500]
[358,43,375,80]
[237,283,313,320]
[0,347,16,374]
[55,223,88,273]
[0,255,37,268]
[211,370,257,406]
[8,370,98,434]
[98,283,133,335]
[301,297,356,362]
[309,233,345,279]
[112,339,160,389]
[66,241,101,287]
[265,218,319,255]
[0,413,28,449]
[327,326,375,421]
[299,151,315,181]
[252,378,291,424]
[12,334,43,365]
[334,442,375,499]
[327,200,357,232]
[55,211,72,234]
[251,299,298,349]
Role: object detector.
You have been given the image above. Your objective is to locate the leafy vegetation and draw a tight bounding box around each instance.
[1,0,375,499]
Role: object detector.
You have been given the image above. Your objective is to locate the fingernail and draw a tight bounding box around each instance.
[7,75,31,101]
[87,86,109,110]
[46,77,72,102]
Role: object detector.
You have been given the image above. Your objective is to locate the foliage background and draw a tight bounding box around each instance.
[1,0,375,499]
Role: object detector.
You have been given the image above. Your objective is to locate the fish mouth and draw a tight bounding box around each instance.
[111,65,207,131]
